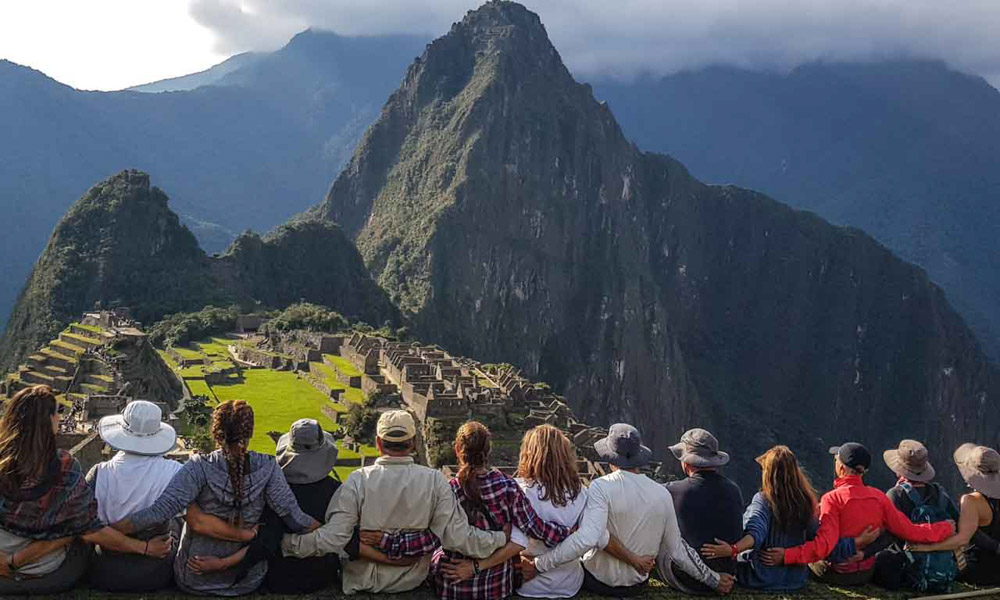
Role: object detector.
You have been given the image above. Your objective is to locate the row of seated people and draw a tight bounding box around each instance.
[0,384,997,597]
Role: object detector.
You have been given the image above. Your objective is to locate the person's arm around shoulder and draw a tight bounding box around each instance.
[534,479,610,574]
[185,503,257,542]
[881,492,954,544]
[770,491,841,566]
[82,526,172,558]
[112,459,205,534]
[0,537,75,577]
[908,493,980,552]
[659,486,727,594]
[282,471,361,558]
[262,457,319,533]
[429,471,506,559]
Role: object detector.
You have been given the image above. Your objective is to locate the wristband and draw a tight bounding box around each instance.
[730,544,739,558]
[473,559,481,575]
[8,552,16,571]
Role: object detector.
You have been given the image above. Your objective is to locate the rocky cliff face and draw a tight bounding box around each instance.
[318,1,999,488]
[0,170,396,372]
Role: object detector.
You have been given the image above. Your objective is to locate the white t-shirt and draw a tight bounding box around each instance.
[511,478,590,598]
[89,452,183,525]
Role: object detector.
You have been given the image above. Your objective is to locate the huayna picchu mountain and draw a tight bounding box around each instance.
[0,170,397,372]
[316,1,999,489]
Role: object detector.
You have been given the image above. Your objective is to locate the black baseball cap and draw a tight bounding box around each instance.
[830,442,872,472]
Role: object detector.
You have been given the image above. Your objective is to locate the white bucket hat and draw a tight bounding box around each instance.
[98,400,177,456]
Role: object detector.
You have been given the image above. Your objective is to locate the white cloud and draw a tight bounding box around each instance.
[188,0,1000,83]
[0,0,225,91]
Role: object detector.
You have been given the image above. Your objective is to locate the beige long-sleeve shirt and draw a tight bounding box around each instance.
[534,469,720,590]
[281,455,507,594]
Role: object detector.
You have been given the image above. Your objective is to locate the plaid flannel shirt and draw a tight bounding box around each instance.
[425,469,571,600]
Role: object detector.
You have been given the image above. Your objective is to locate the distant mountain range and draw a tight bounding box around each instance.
[2,22,998,360]
[0,31,426,334]
[2,1,996,490]
[313,1,998,490]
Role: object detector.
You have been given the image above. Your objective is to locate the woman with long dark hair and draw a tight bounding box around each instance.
[700,445,877,591]
[112,400,318,596]
[429,421,572,600]
[0,386,169,595]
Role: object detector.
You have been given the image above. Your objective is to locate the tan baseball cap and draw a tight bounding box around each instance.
[377,410,416,442]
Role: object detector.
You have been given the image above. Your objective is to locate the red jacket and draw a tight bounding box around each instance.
[783,475,952,571]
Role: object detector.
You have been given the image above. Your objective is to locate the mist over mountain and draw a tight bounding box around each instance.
[0,31,425,331]
[0,170,396,372]
[315,1,999,489]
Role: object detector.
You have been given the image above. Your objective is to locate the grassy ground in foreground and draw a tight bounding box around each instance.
[210,369,339,454]
[34,577,988,600]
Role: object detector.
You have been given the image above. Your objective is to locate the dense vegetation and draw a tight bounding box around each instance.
[0,171,399,372]
[260,303,347,334]
[149,306,241,347]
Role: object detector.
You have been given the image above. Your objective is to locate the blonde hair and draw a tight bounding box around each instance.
[516,425,581,507]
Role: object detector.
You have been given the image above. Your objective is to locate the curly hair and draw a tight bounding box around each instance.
[0,385,58,496]
[211,400,255,523]
[516,425,581,507]
[454,421,491,518]
[757,445,818,534]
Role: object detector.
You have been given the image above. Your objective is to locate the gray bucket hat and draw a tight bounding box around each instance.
[276,419,339,484]
[883,439,936,483]
[594,424,652,469]
[669,428,730,468]
[954,443,1000,499]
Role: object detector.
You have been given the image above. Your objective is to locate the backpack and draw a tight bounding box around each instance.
[899,482,957,593]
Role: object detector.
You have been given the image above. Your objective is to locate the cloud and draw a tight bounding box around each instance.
[188,0,1000,83]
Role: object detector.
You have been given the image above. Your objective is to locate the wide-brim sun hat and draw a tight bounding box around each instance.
[954,443,1000,499]
[669,428,730,468]
[276,418,339,484]
[883,439,935,483]
[98,400,177,456]
[594,423,652,469]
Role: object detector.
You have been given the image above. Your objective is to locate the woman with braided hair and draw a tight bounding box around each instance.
[428,421,573,600]
[112,400,319,596]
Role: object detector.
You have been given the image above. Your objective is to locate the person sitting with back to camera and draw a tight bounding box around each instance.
[761,442,955,586]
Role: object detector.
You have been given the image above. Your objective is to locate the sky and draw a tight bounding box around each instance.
[2,0,1000,91]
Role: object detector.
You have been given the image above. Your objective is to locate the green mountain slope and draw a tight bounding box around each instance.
[0,171,396,372]
[316,0,999,489]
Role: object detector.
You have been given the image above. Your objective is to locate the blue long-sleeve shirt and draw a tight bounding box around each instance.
[737,492,856,591]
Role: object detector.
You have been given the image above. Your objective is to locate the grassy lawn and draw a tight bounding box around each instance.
[195,337,233,358]
[171,345,204,360]
[71,321,101,333]
[185,379,212,398]
[312,361,364,404]
[178,366,206,378]
[325,354,362,377]
[157,349,179,369]
[210,369,339,454]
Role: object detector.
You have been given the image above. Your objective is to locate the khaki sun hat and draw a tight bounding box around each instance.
[883,439,936,483]
[954,443,1000,499]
